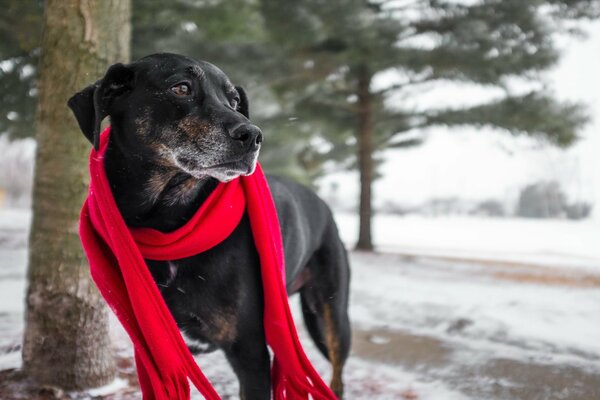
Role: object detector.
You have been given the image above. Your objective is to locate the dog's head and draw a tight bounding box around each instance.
[68,53,262,182]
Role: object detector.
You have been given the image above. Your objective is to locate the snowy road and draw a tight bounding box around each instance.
[1,209,600,399]
[346,251,600,399]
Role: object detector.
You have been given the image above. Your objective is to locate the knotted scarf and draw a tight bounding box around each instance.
[79,127,336,400]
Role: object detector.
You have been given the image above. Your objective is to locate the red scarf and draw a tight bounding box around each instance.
[79,127,336,400]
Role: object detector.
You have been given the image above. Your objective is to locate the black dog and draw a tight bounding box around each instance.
[68,53,351,399]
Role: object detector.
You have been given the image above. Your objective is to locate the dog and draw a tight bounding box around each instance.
[68,53,351,399]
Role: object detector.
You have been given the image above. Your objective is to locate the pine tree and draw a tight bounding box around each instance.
[261,0,598,250]
[0,0,42,139]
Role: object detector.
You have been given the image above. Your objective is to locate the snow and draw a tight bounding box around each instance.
[0,245,26,371]
[0,209,28,371]
[2,207,600,398]
[0,208,31,231]
[334,212,600,272]
[86,378,129,397]
[347,251,600,366]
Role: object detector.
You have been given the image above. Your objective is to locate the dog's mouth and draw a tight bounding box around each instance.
[175,150,259,182]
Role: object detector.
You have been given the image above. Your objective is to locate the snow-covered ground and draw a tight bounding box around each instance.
[1,207,600,399]
[336,212,600,272]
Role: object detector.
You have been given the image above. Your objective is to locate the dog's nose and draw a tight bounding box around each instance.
[230,124,263,149]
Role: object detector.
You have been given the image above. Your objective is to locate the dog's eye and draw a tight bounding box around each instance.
[230,96,240,110]
[171,83,191,96]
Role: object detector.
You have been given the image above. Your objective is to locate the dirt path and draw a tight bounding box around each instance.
[352,326,600,400]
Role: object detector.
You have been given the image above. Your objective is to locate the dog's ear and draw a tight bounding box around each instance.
[235,86,249,119]
[67,63,134,150]
[67,83,98,147]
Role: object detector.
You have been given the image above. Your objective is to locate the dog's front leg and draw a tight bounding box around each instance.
[224,334,271,400]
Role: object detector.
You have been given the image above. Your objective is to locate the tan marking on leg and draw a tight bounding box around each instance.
[210,308,238,344]
[323,303,344,398]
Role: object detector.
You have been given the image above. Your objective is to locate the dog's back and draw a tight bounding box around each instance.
[267,175,339,281]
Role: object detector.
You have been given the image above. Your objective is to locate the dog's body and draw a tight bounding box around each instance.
[68,53,351,399]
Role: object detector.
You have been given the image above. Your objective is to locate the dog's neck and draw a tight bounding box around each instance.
[103,131,219,232]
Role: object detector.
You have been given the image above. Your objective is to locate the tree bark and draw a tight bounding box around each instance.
[22,0,130,390]
[355,65,374,251]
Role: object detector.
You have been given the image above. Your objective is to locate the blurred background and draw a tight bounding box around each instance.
[1,0,599,399]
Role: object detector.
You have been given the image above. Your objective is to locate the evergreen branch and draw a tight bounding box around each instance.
[387,137,424,148]
[424,92,588,146]
[374,75,439,95]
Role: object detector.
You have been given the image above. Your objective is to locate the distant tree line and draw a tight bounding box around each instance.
[373,180,592,220]
[516,181,592,219]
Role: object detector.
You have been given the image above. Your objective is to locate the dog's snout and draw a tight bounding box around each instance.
[230,124,263,149]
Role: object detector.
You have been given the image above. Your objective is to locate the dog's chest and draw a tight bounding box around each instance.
[149,259,242,352]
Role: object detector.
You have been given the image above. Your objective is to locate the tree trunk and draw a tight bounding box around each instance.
[22,0,130,390]
[355,66,374,251]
